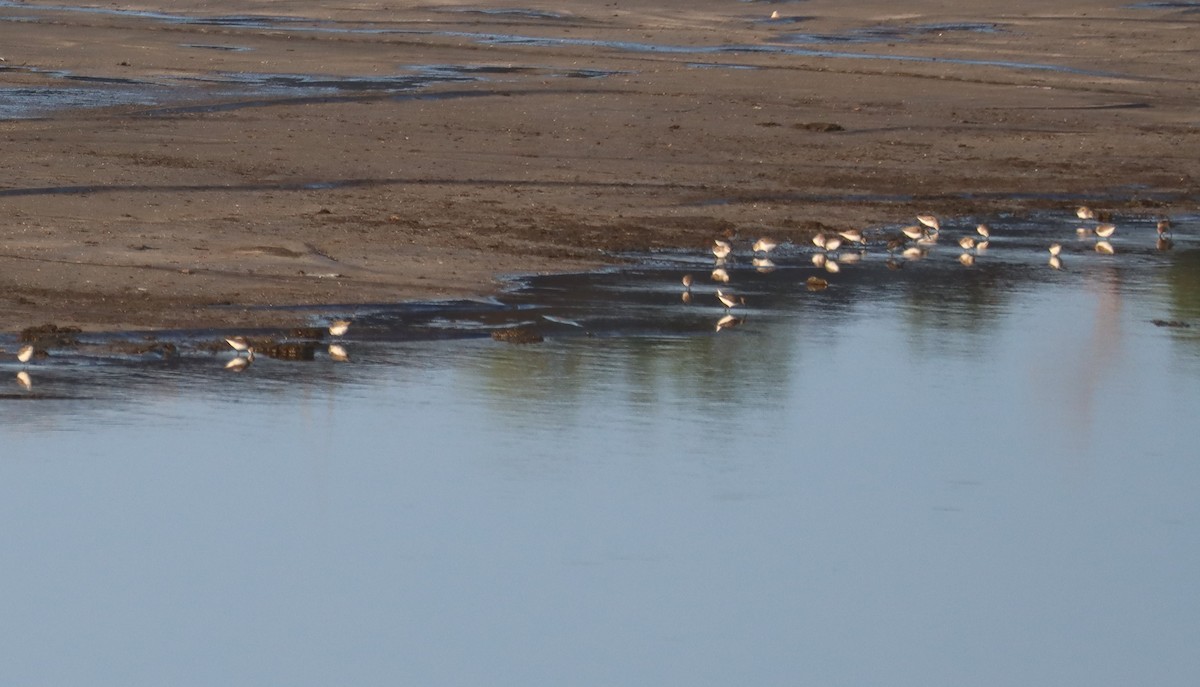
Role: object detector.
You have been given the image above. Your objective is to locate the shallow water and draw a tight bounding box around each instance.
[2,212,1198,685]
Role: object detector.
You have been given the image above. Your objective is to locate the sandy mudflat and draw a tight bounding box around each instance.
[0,0,1197,331]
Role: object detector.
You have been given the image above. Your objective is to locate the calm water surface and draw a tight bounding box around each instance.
[2,214,1199,686]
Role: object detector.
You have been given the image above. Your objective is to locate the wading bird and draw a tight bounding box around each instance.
[716,289,744,311]
[752,237,778,254]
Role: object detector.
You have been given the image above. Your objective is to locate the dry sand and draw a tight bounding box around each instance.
[1,0,1197,331]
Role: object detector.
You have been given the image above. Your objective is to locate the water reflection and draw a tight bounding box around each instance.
[2,213,1198,686]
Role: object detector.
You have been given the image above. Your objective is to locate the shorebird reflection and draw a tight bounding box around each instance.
[328,344,350,362]
[16,370,31,390]
[715,314,744,332]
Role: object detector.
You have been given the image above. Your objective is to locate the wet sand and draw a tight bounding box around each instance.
[1,0,1197,331]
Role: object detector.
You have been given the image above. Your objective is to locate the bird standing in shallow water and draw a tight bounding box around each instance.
[838,229,865,245]
[17,344,35,365]
[976,223,991,239]
[681,274,694,290]
[917,214,940,232]
[1049,243,1062,257]
[329,319,351,337]
[226,336,251,355]
[1076,206,1095,220]
[712,239,732,260]
[752,237,778,254]
[716,289,744,311]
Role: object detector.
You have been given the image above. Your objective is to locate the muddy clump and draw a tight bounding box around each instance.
[491,327,544,344]
[19,323,82,348]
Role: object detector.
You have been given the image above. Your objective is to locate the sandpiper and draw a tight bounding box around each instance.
[752,237,778,254]
[917,214,940,232]
[976,223,991,239]
[716,289,744,310]
[16,344,35,365]
[1094,223,1116,239]
[838,229,865,245]
[1048,243,1062,257]
[1076,206,1095,220]
[812,233,828,249]
[225,336,252,355]
[712,239,733,260]
[328,319,351,337]
[900,225,924,241]
[1157,219,1172,237]
[681,274,694,290]
[958,236,976,251]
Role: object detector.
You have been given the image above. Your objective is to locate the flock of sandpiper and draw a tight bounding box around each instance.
[6,208,1182,385]
[681,207,1178,325]
[222,318,352,372]
[8,318,354,389]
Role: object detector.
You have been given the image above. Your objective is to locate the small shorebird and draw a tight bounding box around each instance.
[16,344,35,365]
[811,253,826,268]
[1076,206,1095,220]
[1049,243,1062,257]
[716,289,744,310]
[681,274,694,290]
[710,267,731,283]
[812,232,828,249]
[1094,223,1116,239]
[712,239,733,260]
[1095,240,1115,255]
[1157,219,1172,237]
[328,344,350,362]
[328,319,351,337]
[976,223,991,239]
[838,229,865,245]
[900,225,924,241]
[958,236,976,251]
[752,237,778,254]
[917,214,940,232]
[16,371,31,390]
[225,336,252,355]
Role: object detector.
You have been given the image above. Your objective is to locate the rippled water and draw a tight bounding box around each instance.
[3,214,1199,686]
